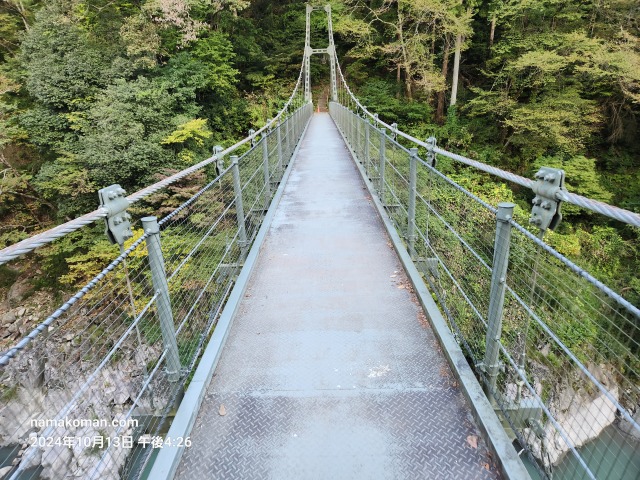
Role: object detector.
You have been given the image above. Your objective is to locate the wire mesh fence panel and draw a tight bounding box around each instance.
[413,163,497,369]
[365,121,381,185]
[381,127,411,240]
[0,235,169,480]
[267,130,281,186]
[496,224,640,479]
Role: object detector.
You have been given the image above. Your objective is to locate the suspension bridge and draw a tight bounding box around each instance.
[0,5,639,480]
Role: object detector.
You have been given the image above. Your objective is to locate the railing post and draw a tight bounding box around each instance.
[379,128,386,197]
[142,216,181,382]
[484,202,515,403]
[285,115,291,160]
[262,133,271,204]
[349,110,354,147]
[231,155,249,260]
[408,147,418,259]
[276,119,283,176]
[364,118,371,176]
[355,114,361,160]
[345,108,349,140]
[292,109,297,142]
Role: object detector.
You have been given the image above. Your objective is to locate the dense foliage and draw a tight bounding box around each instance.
[0,0,638,308]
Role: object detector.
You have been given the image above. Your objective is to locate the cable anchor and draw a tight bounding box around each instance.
[98,185,133,246]
[530,167,567,231]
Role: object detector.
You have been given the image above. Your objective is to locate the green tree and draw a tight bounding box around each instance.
[20,4,116,110]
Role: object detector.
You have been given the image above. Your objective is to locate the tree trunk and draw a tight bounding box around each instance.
[435,38,451,125]
[396,65,401,99]
[489,16,496,50]
[450,34,462,108]
[405,71,413,101]
[11,0,30,30]
[397,14,412,102]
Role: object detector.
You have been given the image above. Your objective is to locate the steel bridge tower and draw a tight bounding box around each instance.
[304,4,338,103]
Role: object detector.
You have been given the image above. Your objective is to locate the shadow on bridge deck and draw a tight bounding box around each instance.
[155,113,503,479]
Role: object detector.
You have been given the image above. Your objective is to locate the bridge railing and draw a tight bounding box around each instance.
[0,102,313,480]
[330,101,640,480]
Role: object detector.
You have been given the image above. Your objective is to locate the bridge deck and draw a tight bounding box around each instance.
[174,113,500,479]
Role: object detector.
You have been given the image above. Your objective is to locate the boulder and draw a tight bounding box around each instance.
[0,466,13,478]
[1,311,16,326]
[7,319,22,334]
[6,279,31,307]
[543,387,618,466]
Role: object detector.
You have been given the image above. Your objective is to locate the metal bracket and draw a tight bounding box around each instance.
[500,397,544,434]
[476,361,505,374]
[217,263,241,283]
[390,123,398,141]
[249,129,257,148]
[213,145,224,176]
[530,167,567,231]
[426,137,437,168]
[98,184,133,246]
[528,417,545,438]
[416,257,440,280]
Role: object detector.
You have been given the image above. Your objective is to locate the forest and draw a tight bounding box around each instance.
[0,0,638,310]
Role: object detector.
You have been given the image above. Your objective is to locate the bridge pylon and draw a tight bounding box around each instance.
[304,4,338,103]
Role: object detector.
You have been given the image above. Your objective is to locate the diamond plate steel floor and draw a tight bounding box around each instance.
[174,113,500,479]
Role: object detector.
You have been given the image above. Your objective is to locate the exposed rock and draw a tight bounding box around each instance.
[16,308,26,317]
[0,389,46,444]
[504,383,519,403]
[84,450,120,480]
[556,383,576,411]
[540,343,551,357]
[19,441,42,471]
[24,352,46,389]
[113,388,131,405]
[528,384,619,467]
[533,379,543,397]
[6,279,31,307]
[39,443,73,480]
[0,465,13,478]
[1,311,16,326]
[587,362,614,388]
[18,322,29,335]
[7,318,24,334]
[619,408,640,441]
[1,340,165,479]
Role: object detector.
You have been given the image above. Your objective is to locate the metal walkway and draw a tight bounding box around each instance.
[172,114,500,479]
